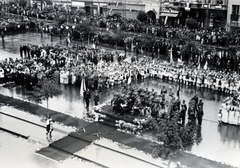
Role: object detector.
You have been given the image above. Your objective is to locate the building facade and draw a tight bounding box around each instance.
[226,0,240,30]
[70,0,160,20]
[23,0,230,30]
[68,0,229,29]
[159,0,228,29]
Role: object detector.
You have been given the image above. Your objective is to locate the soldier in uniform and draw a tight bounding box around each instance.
[180,100,187,126]
[196,99,204,126]
[84,89,91,110]
[94,90,99,106]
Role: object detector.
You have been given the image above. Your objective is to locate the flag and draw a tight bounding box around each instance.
[164,16,168,25]
[203,61,208,70]
[177,58,182,63]
[169,48,173,63]
[80,77,86,99]
[127,75,132,85]
[197,55,201,69]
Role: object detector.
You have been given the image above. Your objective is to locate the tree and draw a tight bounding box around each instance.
[57,14,67,25]
[45,0,53,5]
[181,41,200,64]
[19,0,27,8]
[185,18,198,29]
[27,75,62,117]
[152,104,198,166]
[137,11,148,23]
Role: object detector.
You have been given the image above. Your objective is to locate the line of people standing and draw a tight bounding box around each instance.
[83,89,99,111]
[180,95,204,127]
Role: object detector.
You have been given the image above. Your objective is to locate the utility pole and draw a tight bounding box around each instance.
[67,0,69,24]
[159,0,162,25]
[206,0,209,30]
[125,0,126,18]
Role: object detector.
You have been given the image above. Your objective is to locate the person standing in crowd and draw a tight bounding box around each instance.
[196,99,204,126]
[94,90,99,106]
[180,99,187,126]
[1,31,5,43]
[151,46,155,60]
[19,45,23,59]
[188,107,195,125]
[84,88,91,110]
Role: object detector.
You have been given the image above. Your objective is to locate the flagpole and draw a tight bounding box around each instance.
[79,75,86,132]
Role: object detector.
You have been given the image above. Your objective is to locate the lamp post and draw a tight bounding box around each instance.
[67,0,69,24]
[158,0,162,25]
[206,0,209,30]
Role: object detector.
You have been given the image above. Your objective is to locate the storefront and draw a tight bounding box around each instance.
[159,12,179,27]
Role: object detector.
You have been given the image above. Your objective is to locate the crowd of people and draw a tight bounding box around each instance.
[1,42,240,97]
[2,2,240,48]
[219,94,240,125]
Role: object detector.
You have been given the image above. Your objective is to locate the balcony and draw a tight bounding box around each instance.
[231,21,240,27]
[231,14,240,27]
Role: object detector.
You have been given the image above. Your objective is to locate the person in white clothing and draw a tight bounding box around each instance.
[221,103,229,123]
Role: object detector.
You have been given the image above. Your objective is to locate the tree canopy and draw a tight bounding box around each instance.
[19,0,27,7]
[185,18,198,30]
[27,75,62,116]
[152,100,198,160]
[137,11,148,23]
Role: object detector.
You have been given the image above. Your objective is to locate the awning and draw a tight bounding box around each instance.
[160,13,178,17]
[71,1,85,7]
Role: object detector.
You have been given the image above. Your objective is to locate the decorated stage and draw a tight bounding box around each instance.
[86,104,152,134]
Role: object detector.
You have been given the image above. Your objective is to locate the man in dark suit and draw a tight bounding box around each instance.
[84,89,91,110]
[197,99,204,126]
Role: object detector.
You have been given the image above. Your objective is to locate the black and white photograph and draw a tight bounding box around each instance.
[0,0,239,168]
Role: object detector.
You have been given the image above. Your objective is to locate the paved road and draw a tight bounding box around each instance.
[0,94,236,168]
[0,105,75,145]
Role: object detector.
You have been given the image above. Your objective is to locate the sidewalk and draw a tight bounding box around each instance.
[0,93,236,168]
[0,105,76,146]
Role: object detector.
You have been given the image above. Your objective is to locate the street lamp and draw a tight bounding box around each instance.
[158,0,162,24]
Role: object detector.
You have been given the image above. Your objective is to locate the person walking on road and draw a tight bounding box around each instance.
[46,116,53,138]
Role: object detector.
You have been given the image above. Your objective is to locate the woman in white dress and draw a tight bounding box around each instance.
[221,103,229,123]
[228,107,235,125]
[59,69,64,84]
[64,70,69,85]
[71,71,76,85]
[234,109,240,125]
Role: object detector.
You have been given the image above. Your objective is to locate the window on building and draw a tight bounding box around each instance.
[231,5,240,25]
[217,0,223,4]
[232,5,240,15]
